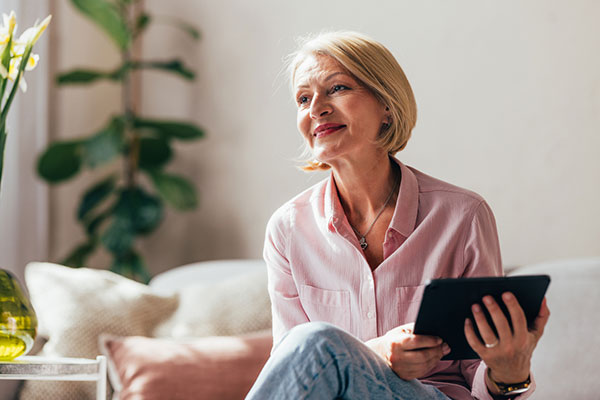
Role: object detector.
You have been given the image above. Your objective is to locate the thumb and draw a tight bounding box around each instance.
[532,297,550,339]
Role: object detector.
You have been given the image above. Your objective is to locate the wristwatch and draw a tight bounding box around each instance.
[487,368,531,396]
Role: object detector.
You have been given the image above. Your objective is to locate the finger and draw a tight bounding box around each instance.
[402,344,446,363]
[471,303,499,346]
[402,334,443,351]
[501,292,528,340]
[464,318,485,354]
[532,297,551,338]
[482,295,513,341]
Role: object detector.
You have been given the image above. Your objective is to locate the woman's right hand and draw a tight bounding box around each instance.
[366,323,450,380]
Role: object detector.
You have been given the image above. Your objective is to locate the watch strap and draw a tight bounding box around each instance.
[487,368,531,396]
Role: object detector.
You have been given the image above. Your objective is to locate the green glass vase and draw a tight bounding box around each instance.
[0,269,37,361]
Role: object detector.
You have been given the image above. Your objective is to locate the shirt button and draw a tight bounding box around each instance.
[387,231,393,238]
[367,311,374,319]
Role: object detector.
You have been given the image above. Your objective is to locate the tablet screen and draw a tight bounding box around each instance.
[413,275,550,360]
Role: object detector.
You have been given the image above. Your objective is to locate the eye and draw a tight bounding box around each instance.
[331,84,350,94]
[297,95,310,107]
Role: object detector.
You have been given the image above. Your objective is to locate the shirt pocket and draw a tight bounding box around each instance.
[396,284,426,325]
[299,284,351,330]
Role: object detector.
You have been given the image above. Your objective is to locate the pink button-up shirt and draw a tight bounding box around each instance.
[263,158,534,399]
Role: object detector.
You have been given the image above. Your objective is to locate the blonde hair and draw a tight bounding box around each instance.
[288,31,417,171]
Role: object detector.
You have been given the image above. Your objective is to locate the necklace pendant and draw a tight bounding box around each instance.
[359,237,368,250]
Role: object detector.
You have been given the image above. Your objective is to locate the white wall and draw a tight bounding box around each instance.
[49,0,600,274]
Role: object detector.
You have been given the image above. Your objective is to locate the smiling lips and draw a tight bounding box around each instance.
[313,123,346,138]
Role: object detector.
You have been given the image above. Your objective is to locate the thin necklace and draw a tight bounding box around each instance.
[349,169,400,251]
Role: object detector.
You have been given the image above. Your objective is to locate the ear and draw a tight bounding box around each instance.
[382,106,392,126]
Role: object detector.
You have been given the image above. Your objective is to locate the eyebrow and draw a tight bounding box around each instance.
[295,71,352,90]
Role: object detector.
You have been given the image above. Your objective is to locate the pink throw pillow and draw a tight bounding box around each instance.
[100,331,272,400]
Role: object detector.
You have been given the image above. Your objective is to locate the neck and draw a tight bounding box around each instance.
[332,154,399,225]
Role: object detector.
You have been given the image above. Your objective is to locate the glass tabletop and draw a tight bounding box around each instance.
[0,355,105,381]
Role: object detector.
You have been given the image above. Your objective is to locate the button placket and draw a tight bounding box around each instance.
[363,273,377,337]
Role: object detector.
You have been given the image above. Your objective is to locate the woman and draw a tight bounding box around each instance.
[246,31,549,400]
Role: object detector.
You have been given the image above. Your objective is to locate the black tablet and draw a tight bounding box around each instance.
[413,275,550,360]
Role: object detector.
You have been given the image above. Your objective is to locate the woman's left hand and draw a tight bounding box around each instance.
[464,293,550,386]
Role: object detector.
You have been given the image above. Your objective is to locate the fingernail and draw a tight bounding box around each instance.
[465,318,472,326]
[483,296,493,305]
[442,343,451,355]
[502,292,513,301]
[472,304,482,313]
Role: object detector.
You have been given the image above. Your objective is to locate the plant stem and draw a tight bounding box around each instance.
[0,45,33,123]
[0,37,12,108]
[0,120,6,193]
[121,2,137,189]
[0,43,33,193]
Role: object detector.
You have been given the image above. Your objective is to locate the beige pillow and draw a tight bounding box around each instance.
[153,268,271,338]
[20,262,178,400]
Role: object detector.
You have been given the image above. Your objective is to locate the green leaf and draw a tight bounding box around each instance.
[134,12,151,36]
[70,0,131,50]
[133,59,195,80]
[37,141,83,183]
[61,239,98,268]
[82,119,125,167]
[101,216,134,255]
[138,136,172,169]
[112,187,164,234]
[57,69,113,85]
[1,35,13,103]
[154,15,200,40]
[77,175,117,220]
[148,170,197,211]
[174,21,200,40]
[85,211,110,235]
[133,118,204,141]
[110,250,150,283]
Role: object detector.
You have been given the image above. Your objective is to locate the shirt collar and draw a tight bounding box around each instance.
[324,156,419,237]
[324,174,346,232]
[389,157,419,238]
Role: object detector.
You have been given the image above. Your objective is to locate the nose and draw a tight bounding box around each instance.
[309,94,332,119]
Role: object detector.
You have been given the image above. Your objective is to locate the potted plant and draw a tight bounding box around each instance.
[37,0,203,282]
[0,10,51,361]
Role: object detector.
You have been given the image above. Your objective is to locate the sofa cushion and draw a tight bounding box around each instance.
[508,257,600,399]
[152,267,271,338]
[99,331,272,400]
[20,262,178,400]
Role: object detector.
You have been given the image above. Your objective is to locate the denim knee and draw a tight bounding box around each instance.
[276,322,350,356]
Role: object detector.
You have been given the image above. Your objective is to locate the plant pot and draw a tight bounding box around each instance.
[0,269,37,361]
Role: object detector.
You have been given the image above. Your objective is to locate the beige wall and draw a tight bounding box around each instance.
[48,0,600,275]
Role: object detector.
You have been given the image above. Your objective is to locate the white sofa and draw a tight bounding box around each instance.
[508,257,600,399]
[2,257,599,399]
[149,257,600,399]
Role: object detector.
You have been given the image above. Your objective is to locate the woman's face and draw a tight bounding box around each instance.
[293,54,389,167]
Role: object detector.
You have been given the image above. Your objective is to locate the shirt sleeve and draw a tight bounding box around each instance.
[263,206,309,348]
[460,201,536,399]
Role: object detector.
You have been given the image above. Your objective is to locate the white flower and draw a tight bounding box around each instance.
[15,15,51,49]
[0,13,50,92]
[0,11,17,46]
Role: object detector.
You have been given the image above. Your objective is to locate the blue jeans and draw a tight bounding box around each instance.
[246,322,450,400]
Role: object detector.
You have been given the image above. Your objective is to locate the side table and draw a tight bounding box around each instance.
[0,355,107,399]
